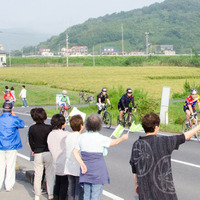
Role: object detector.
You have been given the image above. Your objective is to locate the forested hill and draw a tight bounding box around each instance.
[26,0,200,54]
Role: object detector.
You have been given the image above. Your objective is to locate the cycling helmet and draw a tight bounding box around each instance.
[102,88,107,92]
[190,88,197,95]
[62,90,67,95]
[126,88,132,93]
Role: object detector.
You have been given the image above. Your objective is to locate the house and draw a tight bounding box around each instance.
[0,44,7,67]
[129,51,145,56]
[71,46,88,56]
[101,46,118,55]
[58,46,88,56]
[40,48,54,57]
[160,45,174,52]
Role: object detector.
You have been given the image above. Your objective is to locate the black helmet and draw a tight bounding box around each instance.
[102,88,107,92]
[126,88,132,93]
[190,88,197,95]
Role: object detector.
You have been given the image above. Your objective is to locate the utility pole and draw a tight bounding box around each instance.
[9,51,11,67]
[93,46,95,67]
[66,34,69,67]
[145,32,149,59]
[121,24,124,56]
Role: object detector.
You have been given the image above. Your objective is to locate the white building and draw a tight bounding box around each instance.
[0,45,7,66]
[40,48,54,57]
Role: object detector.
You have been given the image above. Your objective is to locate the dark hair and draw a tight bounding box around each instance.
[51,114,66,130]
[3,102,13,113]
[5,86,9,89]
[30,108,47,124]
[22,85,25,88]
[11,87,14,90]
[30,108,37,122]
[70,115,83,132]
[142,113,160,133]
[85,114,102,132]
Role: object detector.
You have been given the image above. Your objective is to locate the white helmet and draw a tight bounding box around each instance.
[62,90,67,95]
[190,88,197,95]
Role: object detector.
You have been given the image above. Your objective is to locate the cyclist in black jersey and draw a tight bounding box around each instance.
[96,88,112,114]
[118,88,136,124]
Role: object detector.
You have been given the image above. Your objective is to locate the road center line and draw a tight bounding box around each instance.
[171,159,200,168]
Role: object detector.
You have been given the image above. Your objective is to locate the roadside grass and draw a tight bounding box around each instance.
[0,66,200,98]
[0,81,80,107]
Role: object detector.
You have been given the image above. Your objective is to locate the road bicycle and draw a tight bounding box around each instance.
[60,104,71,123]
[117,107,136,128]
[79,91,94,104]
[182,112,200,142]
[99,104,112,129]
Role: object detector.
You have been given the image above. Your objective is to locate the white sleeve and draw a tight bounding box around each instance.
[67,96,70,105]
[100,135,111,148]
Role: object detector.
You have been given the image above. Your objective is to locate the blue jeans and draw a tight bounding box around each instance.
[83,183,103,200]
[22,98,28,107]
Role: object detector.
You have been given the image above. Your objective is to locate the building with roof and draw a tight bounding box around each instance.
[101,46,119,55]
[0,44,7,67]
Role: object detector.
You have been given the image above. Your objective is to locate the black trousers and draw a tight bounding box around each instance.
[68,175,83,200]
[53,175,68,200]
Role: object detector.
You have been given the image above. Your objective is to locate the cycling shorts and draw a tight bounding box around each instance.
[183,106,196,113]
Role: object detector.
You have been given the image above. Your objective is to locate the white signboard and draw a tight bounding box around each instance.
[160,87,171,124]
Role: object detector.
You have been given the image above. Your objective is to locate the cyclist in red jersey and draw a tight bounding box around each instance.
[183,88,200,127]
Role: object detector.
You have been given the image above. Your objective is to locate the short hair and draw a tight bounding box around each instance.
[11,87,14,90]
[3,102,13,113]
[30,108,37,121]
[51,114,66,130]
[30,108,47,124]
[5,86,9,89]
[85,114,102,132]
[22,85,25,88]
[142,113,160,133]
[70,115,83,132]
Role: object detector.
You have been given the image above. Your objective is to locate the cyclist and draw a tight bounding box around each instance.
[96,88,112,114]
[183,88,200,128]
[59,90,71,115]
[118,88,136,125]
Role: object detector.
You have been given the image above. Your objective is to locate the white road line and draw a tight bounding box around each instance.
[17,153,124,200]
[102,190,124,200]
[171,159,200,168]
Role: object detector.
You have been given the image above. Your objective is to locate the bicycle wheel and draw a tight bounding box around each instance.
[195,114,200,142]
[182,119,190,134]
[117,115,126,127]
[126,114,136,127]
[103,111,112,129]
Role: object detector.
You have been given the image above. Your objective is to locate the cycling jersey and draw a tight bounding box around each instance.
[118,94,135,109]
[60,95,70,106]
[183,95,200,110]
[96,92,108,103]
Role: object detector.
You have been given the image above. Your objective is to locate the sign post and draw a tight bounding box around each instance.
[160,87,171,124]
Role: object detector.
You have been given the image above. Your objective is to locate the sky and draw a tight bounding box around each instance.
[0,0,164,35]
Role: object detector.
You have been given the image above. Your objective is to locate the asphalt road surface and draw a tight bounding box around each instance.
[3,107,200,200]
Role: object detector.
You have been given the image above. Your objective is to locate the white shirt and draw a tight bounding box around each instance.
[64,131,81,176]
[19,88,27,98]
[75,132,111,153]
[47,129,69,175]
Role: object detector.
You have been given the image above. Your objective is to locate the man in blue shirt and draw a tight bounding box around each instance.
[0,102,24,192]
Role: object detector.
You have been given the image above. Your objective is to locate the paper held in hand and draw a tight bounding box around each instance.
[128,122,143,133]
[68,107,86,122]
[111,124,125,138]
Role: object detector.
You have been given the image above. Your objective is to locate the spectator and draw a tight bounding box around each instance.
[19,85,29,107]
[129,113,200,200]
[2,85,9,94]
[4,89,14,103]
[28,108,54,200]
[47,114,69,200]
[65,115,84,200]
[0,102,24,191]
[73,114,128,200]
[10,87,16,107]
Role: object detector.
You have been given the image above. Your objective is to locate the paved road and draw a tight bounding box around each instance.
[1,106,200,200]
